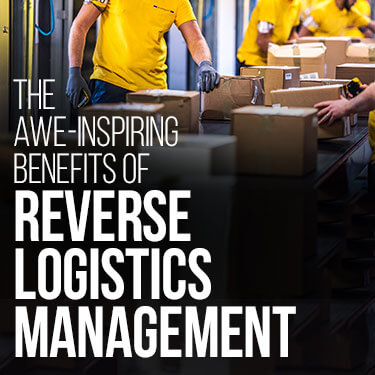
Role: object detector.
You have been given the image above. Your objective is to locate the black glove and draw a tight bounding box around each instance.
[197,60,221,93]
[66,67,92,109]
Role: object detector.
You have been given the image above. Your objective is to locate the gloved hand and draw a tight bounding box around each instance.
[197,60,221,93]
[66,67,92,109]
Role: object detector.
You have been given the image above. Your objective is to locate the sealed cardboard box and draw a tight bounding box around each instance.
[127,89,200,133]
[345,42,375,63]
[336,63,375,84]
[297,37,351,78]
[201,75,264,120]
[231,106,318,176]
[141,135,236,177]
[268,43,326,77]
[240,66,300,106]
[271,85,351,139]
[300,78,350,87]
[299,79,358,126]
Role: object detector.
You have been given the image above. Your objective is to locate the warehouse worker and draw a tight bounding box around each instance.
[315,85,375,191]
[66,0,220,108]
[301,0,321,22]
[299,0,375,37]
[345,0,373,37]
[237,0,302,68]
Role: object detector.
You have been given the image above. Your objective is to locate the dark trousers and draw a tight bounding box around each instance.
[236,59,252,75]
[90,79,132,104]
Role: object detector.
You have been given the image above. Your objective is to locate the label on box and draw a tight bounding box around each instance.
[285,73,293,80]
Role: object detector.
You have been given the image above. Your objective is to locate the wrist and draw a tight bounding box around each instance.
[199,60,212,67]
[69,66,82,74]
[343,100,352,116]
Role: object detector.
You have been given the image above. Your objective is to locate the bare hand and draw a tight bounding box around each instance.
[314,96,349,126]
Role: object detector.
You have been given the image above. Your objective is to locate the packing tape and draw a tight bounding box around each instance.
[222,102,233,119]
[369,45,375,62]
[257,68,265,77]
[222,78,232,90]
[292,45,301,67]
[251,85,259,105]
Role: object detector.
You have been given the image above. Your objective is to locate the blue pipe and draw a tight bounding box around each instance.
[35,0,55,36]
[203,0,214,20]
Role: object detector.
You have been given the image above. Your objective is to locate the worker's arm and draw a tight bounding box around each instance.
[179,20,220,93]
[68,3,101,67]
[299,26,313,37]
[315,83,375,125]
[256,31,272,54]
[66,3,101,108]
[288,27,299,42]
[364,20,375,33]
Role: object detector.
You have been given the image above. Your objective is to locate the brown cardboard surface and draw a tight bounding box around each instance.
[127,89,200,133]
[231,106,318,176]
[268,43,326,77]
[271,85,351,139]
[345,42,375,63]
[300,78,350,87]
[201,75,264,120]
[297,37,351,78]
[241,66,300,106]
[336,63,375,84]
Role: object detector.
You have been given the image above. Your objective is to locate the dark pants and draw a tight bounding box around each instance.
[90,79,132,104]
[236,59,252,75]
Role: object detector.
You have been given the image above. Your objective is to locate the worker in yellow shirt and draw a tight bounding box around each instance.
[66,0,220,108]
[301,0,322,22]
[237,0,302,67]
[345,0,372,37]
[300,0,375,37]
[315,84,375,192]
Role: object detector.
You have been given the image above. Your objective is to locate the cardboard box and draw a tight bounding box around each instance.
[231,106,318,176]
[271,85,351,139]
[127,89,200,133]
[141,135,236,177]
[336,63,375,84]
[299,79,358,126]
[300,78,350,87]
[297,37,351,78]
[345,42,375,63]
[240,66,300,106]
[268,43,326,77]
[201,76,264,120]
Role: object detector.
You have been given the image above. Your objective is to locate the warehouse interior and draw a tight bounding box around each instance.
[2,0,375,374]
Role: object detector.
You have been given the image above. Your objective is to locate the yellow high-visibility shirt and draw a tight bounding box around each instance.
[237,0,301,66]
[344,0,371,37]
[89,0,196,92]
[305,0,370,37]
[301,0,321,22]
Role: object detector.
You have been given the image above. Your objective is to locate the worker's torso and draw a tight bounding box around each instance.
[237,0,301,66]
[311,0,360,36]
[91,0,194,92]
[344,0,370,37]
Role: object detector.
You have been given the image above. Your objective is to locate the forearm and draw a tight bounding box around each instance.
[186,37,212,66]
[68,22,89,67]
[346,83,375,114]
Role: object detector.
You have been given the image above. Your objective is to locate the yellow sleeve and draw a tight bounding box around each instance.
[175,0,197,28]
[305,6,321,33]
[257,0,277,25]
[350,6,370,27]
[85,0,108,11]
